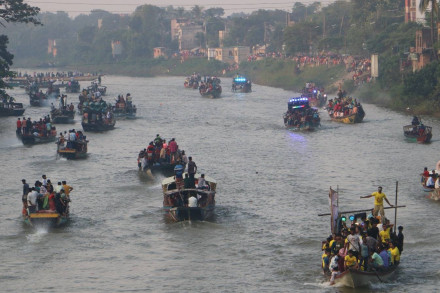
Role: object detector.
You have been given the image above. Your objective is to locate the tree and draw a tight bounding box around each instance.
[419,0,438,60]
[0,0,40,99]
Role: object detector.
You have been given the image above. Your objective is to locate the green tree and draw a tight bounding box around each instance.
[0,0,40,99]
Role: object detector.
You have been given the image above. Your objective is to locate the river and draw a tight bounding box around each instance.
[1,75,439,292]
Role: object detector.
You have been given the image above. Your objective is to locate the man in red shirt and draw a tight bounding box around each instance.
[169,138,178,163]
[16,118,22,134]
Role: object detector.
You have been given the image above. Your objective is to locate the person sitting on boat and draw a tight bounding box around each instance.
[368,249,384,271]
[329,252,341,285]
[344,249,358,271]
[188,195,198,207]
[197,174,209,190]
[378,245,390,269]
[411,116,420,126]
[426,174,436,188]
[360,187,394,223]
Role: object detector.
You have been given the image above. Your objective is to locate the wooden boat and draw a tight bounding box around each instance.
[302,83,327,107]
[184,78,199,89]
[51,109,75,124]
[112,103,136,119]
[403,125,432,143]
[200,86,222,98]
[65,80,80,93]
[29,92,47,107]
[23,211,69,227]
[329,110,365,124]
[0,102,25,116]
[420,173,437,192]
[57,139,88,159]
[332,266,398,288]
[283,97,320,131]
[162,172,216,222]
[81,113,115,132]
[18,132,57,145]
[87,83,107,96]
[319,184,405,288]
[232,76,252,93]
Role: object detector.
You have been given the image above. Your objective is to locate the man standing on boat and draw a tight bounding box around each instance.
[187,156,197,180]
[360,186,393,222]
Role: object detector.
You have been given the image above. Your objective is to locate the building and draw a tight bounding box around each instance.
[410,28,433,71]
[111,40,123,58]
[405,0,423,23]
[48,39,57,57]
[208,46,250,64]
[171,19,204,50]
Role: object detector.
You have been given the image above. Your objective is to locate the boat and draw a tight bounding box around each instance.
[319,185,405,288]
[23,211,69,227]
[29,91,48,107]
[0,102,25,116]
[232,76,252,93]
[57,132,88,159]
[199,77,222,98]
[112,95,136,119]
[50,96,75,123]
[327,99,365,124]
[81,111,115,132]
[18,131,57,145]
[87,81,107,96]
[65,80,80,93]
[302,82,326,107]
[420,169,437,192]
[283,97,320,131]
[184,76,199,89]
[403,124,432,143]
[161,171,216,222]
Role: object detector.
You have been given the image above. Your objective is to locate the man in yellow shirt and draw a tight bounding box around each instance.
[388,242,400,265]
[360,186,393,222]
[344,250,358,270]
[62,180,73,198]
[379,223,393,244]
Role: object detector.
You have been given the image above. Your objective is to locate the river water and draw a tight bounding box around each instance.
[1,75,439,292]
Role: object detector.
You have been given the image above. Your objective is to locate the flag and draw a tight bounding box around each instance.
[329,188,339,233]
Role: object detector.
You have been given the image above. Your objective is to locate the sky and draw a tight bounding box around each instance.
[25,0,336,17]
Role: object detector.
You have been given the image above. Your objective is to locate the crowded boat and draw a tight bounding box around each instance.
[21,177,72,227]
[403,116,432,143]
[199,77,222,98]
[320,186,404,288]
[137,135,187,175]
[65,79,81,93]
[87,80,106,96]
[162,166,216,222]
[0,95,25,116]
[16,116,57,145]
[232,75,252,93]
[29,86,48,107]
[302,82,326,107]
[50,95,75,124]
[81,103,115,132]
[283,97,320,131]
[184,73,201,89]
[112,93,136,119]
[326,90,365,124]
[57,129,88,159]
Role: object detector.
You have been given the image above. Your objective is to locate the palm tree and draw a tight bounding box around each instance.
[419,0,439,60]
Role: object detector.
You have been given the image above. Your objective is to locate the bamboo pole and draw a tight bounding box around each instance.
[318,205,406,216]
[394,181,398,233]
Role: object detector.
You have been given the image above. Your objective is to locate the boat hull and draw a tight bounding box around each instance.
[82,121,115,132]
[23,212,68,227]
[330,111,365,124]
[333,267,398,288]
[18,133,57,145]
[163,205,215,222]
[403,125,432,143]
[0,103,25,116]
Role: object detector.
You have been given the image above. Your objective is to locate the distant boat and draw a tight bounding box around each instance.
[403,125,432,143]
[232,76,252,93]
[18,132,57,145]
[161,172,216,222]
[0,102,25,117]
[57,137,88,159]
[81,112,115,132]
[23,211,69,227]
[283,97,320,131]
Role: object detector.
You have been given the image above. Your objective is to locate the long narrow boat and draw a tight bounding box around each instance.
[162,172,216,222]
[18,132,57,145]
[57,139,88,159]
[81,112,115,132]
[403,125,432,143]
[51,109,75,124]
[329,110,365,124]
[0,102,25,116]
[200,86,222,98]
[23,211,69,227]
[319,184,405,288]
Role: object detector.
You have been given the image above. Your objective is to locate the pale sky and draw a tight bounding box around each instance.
[25,0,333,17]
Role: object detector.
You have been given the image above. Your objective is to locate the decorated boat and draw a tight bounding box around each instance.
[199,77,222,98]
[81,111,115,132]
[162,171,216,222]
[283,97,320,131]
[302,82,326,107]
[0,102,25,116]
[57,131,88,159]
[403,124,432,143]
[112,94,136,119]
[319,185,404,288]
[232,76,252,93]
[65,80,80,93]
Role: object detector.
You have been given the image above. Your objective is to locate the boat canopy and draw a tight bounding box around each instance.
[288,97,310,110]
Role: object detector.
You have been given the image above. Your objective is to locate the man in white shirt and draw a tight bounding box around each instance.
[27,188,39,212]
[188,196,198,207]
[427,175,435,188]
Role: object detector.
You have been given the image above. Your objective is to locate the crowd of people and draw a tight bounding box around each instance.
[21,176,73,216]
[322,187,402,284]
[57,129,87,152]
[283,98,320,129]
[113,93,136,114]
[326,90,364,118]
[51,95,75,115]
[199,77,221,95]
[79,89,114,125]
[137,135,188,171]
[16,116,56,137]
